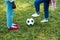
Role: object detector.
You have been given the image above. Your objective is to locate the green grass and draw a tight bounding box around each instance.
[0,0,60,40]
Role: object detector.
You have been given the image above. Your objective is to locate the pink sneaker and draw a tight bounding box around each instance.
[8,24,19,30]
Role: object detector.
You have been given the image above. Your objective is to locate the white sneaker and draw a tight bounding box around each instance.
[40,19,48,23]
[32,13,40,17]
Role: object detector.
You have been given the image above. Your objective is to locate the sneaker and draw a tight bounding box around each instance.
[8,24,19,30]
[12,24,18,26]
[32,13,40,17]
[40,19,48,23]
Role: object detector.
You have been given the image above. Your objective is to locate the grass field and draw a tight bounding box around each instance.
[0,0,60,40]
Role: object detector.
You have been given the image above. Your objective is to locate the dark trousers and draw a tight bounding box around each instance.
[34,0,49,18]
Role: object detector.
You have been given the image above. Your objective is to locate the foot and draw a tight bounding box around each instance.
[32,13,40,17]
[40,19,48,23]
[12,23,18,26]
[8,24,19,30]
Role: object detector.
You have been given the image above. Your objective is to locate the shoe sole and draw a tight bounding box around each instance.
[40,21,48,23]
[8,28,19,30]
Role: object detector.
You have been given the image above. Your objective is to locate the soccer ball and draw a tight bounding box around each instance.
[26,18,34,26]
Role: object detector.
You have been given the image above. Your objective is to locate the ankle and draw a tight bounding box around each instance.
[45,18,48,20]
[35,12,39,14]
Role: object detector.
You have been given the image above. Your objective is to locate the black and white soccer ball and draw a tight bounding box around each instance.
[26,18,34,26]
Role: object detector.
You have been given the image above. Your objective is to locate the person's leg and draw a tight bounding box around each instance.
[44,0,49,19]
[5,1,19,30]
[40,0,49,22]
[32,0,43,17]
[34,0,43,14]
[6,1,14,28]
